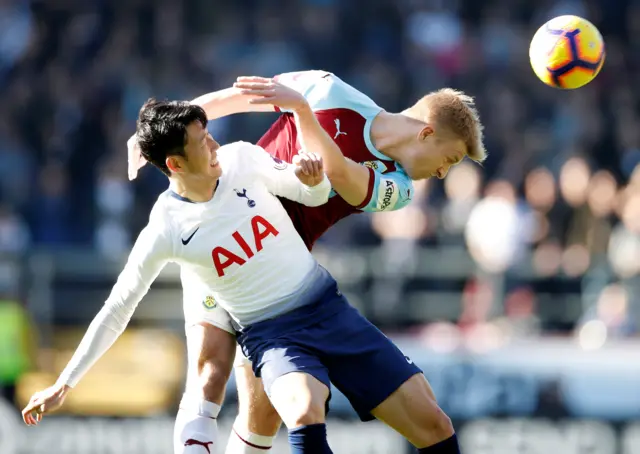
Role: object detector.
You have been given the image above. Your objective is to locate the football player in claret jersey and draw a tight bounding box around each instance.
[185,71,485,454]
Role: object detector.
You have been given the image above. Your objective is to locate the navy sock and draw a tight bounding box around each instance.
[288,423,333,454]
[418,434,461,453]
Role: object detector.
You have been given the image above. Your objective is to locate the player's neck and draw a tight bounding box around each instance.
[370,111,421,161]
[170,175,219,203]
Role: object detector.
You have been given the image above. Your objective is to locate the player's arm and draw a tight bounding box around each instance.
[240,143,331,207]
[21,218,172,425]
[358,168,414,212]
[127,80,291,180]
[190,87,274,120]
[233,77,376,207]
[189,70,322,120]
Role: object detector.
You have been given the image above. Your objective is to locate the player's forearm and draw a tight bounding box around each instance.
[293,105,349,181]
[191,88,273,120]
[55,303,128,388]
[293,106,370,206]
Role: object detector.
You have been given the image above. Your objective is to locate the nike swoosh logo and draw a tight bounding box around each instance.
[181,227,199,245]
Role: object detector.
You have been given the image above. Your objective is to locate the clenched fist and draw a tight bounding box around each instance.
[293,151,326,187]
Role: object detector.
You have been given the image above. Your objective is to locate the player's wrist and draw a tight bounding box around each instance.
[54,378,73,393]
[291,101,312,116]
[49,383,72,402]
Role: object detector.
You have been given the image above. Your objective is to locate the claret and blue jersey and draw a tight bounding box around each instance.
[257,70,414,248]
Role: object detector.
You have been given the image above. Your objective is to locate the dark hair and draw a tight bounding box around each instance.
[136,98,208,176]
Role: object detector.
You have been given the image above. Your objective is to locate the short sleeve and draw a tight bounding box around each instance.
[274,71,382,119]
[357,167,414,212]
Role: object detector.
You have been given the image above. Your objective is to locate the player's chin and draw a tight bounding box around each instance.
[408,168,430,181]
[209,162,222,178]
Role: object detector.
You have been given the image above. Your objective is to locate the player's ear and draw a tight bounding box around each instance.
[166,156,184,174]
[418,125,434,142]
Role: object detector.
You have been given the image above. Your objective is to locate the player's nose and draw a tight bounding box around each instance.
[209,138,220,153]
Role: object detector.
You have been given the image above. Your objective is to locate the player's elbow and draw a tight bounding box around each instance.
[324,163,350,188]
[305,192,330,207]
[91,300,131,335]
[303,179,331,207]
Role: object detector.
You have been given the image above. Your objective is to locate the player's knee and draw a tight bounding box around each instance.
[249,396,281,425]
[287,398,326,427]
[185,324,235,402]
[424,405,454,439]
[199,355,233,398]
[269,373,329,428]
[237,387,281,434]
[196,345,234,401]
[235,365,282,435]
[410,395,454,441]
[237,400,281,436]
[270,386,326,428]
[403,399,454,447]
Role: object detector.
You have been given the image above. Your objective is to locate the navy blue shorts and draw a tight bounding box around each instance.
[236,282,422,422]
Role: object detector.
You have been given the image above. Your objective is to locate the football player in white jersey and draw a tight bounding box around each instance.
[20,97,334,451]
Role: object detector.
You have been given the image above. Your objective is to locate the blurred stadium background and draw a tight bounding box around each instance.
[0,0,639,452]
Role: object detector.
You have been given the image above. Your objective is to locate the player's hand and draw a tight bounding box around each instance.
[21,384,70,426]
[234,77,309,113]
[294,152,325,187]
[127,133,146,180]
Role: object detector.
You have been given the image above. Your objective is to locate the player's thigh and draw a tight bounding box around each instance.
[234,357,282,436]
[269,371,330,429]
[254,344,331,428]
[371,373,454,447]
[185,320,236,403]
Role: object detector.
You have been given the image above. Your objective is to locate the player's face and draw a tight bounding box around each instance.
[408,131,466,180]
[182,121,221,179]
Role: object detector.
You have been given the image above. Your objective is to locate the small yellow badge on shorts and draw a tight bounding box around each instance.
[203,296,216,310]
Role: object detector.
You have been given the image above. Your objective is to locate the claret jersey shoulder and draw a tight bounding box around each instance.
[274,70,382,121]
[268,70,391,165]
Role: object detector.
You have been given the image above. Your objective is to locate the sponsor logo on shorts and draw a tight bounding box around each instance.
[202,296,216,310]
[272,156,288,170]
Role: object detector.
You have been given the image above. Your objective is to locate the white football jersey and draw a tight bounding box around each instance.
[56,141,331,387]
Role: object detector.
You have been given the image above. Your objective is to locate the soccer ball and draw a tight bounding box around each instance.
[529,15,605,89]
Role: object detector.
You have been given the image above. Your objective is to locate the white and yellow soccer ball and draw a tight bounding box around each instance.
[529,15,605,89]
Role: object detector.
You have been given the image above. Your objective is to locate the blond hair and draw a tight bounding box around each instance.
[404,88,486,163]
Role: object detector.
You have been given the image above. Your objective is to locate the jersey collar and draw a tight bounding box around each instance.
[169,180,220,204]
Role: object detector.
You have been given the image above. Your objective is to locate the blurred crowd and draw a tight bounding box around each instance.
[0,0,638,333]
